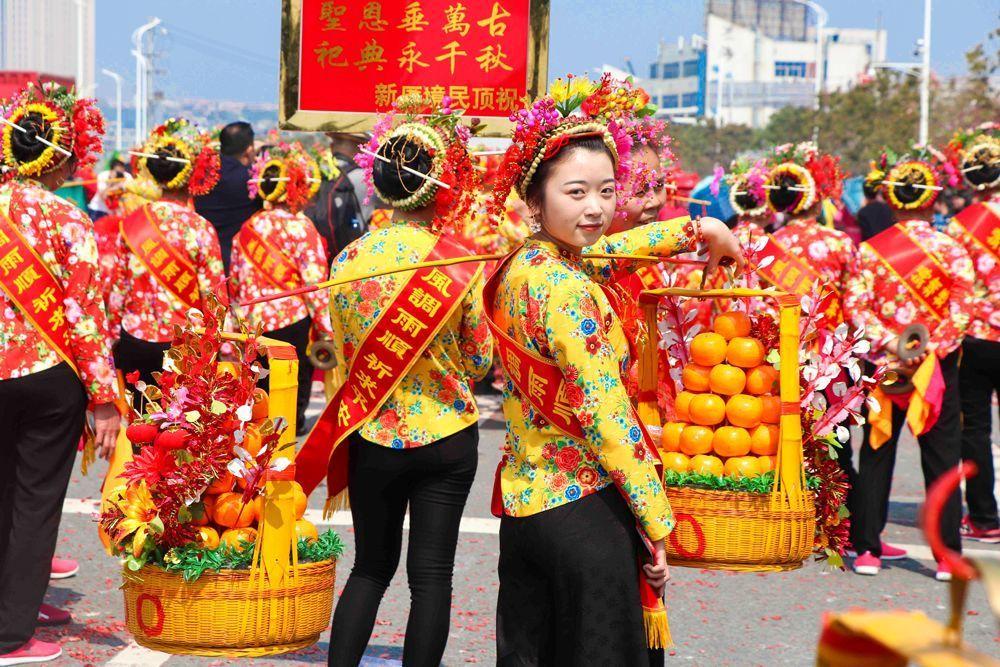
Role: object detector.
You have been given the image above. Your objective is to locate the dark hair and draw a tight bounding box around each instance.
[219,121,254,157]
[259,163,282,198]
[10,111,56,165]
[862,179,880,199]
[372,134,433,202]
[733,191,763,213]
[146,148,186,187]
[891,182,923,207]
[110,159,126,170]
[965,159,999,188]
[524,136,615,211]
[767,173,805,212]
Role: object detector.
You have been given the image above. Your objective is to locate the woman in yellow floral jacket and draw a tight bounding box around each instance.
[487,77,743,665]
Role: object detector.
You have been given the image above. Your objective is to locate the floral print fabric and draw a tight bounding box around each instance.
[230,208,332,335]
[0,181,117,403]
[108,200,226,343]
[328,219,492,448]
[492,217,695,542]
[945,199,1000,342]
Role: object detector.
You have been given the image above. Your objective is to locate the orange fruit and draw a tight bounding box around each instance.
[708,364,746,396]
[724,456,761,479]
[681,364,712,392]
[675,391,696,421]
[746,365,779,395]
[757,455,778,473]
[661,452,691,474]
[220,527,258,551]
[712,426,752,457]
[661,422,686,453]
[689,454,724,477]
[750,424,780,456]
[726,394,763,429]
[242,424,263,457]
[190,496,214,526]
[290,481,308,520]
[679,425,715,456]
[251,387,269,422]
[690,332,728,366]
[202,494,218,523]
[213,491,256,529]
[726,337,765,368]
[689,394,726,426]
[206,471,234,495]
[713,312,752,340]
[760,395,781,424]
[193,526,220,549]
[295,518,319,542]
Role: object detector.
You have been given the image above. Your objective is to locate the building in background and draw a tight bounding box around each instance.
[0,0,96,94]
[646,0,887,127]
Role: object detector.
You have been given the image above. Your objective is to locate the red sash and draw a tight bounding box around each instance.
[120,205,201,310]
[481,249,662,518]
[863,222,954,327]
[295,234,482,498]
[758,234,843,327]
[953,201,1000,262]
[237,216,303,293]
[0,201,78,375]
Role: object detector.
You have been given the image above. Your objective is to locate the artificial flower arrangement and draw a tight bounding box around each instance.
[653,237,886,567]
[710,156,770,218]
[132,117,221,196]
[99,296,343,581]
[247,141,322,213]
[874,145,959,211]
[765,141,843,216]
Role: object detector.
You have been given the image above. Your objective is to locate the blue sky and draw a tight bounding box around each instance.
[94,0,998,104]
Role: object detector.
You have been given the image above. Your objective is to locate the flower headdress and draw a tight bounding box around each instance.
[620,114,677,204]
[248,141,321,213]
[713,156,770,217]
[311,144,342,182]
[489,73,651,223]
[948,122,1000,191]
[765,142,843,215]
[875,145,951,211]
[1,81,104,179]
[355,93,478,233]
[136,118,220,195]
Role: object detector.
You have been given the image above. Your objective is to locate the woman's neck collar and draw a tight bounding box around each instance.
[532,228,583,258]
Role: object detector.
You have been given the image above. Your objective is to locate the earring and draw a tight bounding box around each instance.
[527,213,541,234]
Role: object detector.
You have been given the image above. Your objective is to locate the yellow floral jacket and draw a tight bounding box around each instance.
[492,217,696,541]
[328,219,493,448]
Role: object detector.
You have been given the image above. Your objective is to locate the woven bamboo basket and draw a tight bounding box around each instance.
[638,287,817,571]
[111,333,336,656]
[122,560,336,657]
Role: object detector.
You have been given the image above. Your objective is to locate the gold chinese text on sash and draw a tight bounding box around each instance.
[863,222,955,327]
[237,217,303,293]
[953,201,1000,262]
[120,205,201,310]
[0,197,78,375]
[295,234,482,499]
[758,234,843,326]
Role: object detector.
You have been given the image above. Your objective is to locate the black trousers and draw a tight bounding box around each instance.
[113,329,171,405]
[850,350,963,557]
[959,337,1000,529]
[328,425,478,667]
[260,316,313,431]
[497,486,659,667]
[0,363,87,652]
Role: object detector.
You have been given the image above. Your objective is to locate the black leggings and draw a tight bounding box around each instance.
[327,425,478,667]
[113,329,170,405]
[259,316,313,431]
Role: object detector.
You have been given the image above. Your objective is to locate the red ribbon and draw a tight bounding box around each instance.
[543,130,604,161]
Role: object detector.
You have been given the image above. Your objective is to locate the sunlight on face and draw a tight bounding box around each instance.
[613,145,667,233]
[535,147,617,253]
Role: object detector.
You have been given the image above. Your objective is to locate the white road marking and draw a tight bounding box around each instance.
[105,640,170,667]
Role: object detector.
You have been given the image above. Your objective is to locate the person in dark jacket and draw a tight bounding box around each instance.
[856,173,895,242]
[194,121,260,273]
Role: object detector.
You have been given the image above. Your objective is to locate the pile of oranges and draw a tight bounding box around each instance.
[188,389,319,551]
[661,312,781,480]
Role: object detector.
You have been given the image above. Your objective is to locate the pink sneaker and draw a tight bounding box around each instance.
[935,559,953,582]
[48,558,78,580]
[36,604,70,627]
[879,542,908,560]
[960,517,1000,544]
[853,551,881,576]
[0,638,62,665]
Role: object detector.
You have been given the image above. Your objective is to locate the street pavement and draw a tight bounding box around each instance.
[39,385,1000,666]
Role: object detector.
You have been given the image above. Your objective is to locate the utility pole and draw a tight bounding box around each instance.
[74,0,85,92]
[918,0,932,145]
[102,69,123,152]
[132,18,161,142]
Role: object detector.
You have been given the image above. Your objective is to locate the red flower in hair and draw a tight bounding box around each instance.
[187,146,221,196]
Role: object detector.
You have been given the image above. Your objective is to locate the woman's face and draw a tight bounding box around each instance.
[534,147,617,253]
[617,145,667,231]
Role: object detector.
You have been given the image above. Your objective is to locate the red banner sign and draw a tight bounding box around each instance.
[237,217,304,293]
[281,0,550,135]
[120,206,201,311]
[953,201,1000,262]
[758,234,843,327]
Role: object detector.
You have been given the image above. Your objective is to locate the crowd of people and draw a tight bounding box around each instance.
[0,75,996,666]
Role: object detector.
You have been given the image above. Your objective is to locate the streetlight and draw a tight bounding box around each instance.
[788,0,828,107]
[73,0,85,93]
[101,69,123,152]
[132,17,161,141]
[918,0,932,145]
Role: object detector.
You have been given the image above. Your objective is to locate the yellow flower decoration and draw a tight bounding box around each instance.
[140,135,194,190]
[765,162,816,214]
[885,160,938,210]
[108,481,162,558]
[260,157,288,203]
[1,103,67,177]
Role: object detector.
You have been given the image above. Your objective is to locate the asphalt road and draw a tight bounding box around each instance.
[37,386,1000,666]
